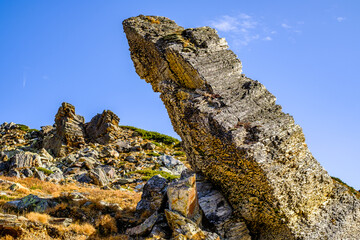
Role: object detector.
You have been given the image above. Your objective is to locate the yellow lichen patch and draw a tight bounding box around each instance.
[176,90,190,101]
[145,16,160,24]
[166,50,204,89]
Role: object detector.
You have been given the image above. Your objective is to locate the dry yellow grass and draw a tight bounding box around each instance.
[96,214,118,236]
[0,235,14,240]
[68,223,96,236]
[26,212,51,224]
[0,176,141,210]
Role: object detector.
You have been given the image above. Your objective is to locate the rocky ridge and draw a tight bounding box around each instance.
[0,103,244,239]
[123,15,360,239]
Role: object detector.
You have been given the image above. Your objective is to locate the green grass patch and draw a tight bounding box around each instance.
[36,167,54,175]
[173,151,185,156]
[147,152,161,157]
[30,185,42,190]
[16,124,39,133]
[120,126,180,145]
[0,195,15,201]
[128,169,180,181]
[331,176,360,198]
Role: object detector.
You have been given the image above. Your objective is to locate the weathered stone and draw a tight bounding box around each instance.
[159,155,187,175]
[136,175,168,217]
[196,177,251,239]
[123,15,360,239]
[165,209,220,240]
[0,213,27,238]
[21,168,33,177]
[126,212,158,236]
[48,217,72,227]
[167,172,201,224]
[46,171,64,183]
[89,167,110,186]
[114,140,132,152]
[143,142,156,150]
[86,110,121,144]
[5,194,57,213]
[33,168,46,181]
[8,169,21,178]
[9,151,42,169]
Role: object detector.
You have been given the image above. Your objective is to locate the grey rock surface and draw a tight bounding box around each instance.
[123,15,360,239]
[136,175,168,217]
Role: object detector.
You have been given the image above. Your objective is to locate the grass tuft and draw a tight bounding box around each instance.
[26,212,50,224]
[36,167,54,175]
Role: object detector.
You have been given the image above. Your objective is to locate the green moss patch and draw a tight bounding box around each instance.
[128,169,179,181]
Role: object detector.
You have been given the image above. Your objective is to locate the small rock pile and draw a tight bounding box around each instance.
[126,171,251,239]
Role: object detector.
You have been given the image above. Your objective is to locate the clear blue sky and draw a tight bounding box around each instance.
[1,1,359,189]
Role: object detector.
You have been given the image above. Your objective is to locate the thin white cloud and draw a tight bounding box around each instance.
[210,15,238,32]
[336,17,345,22]
[281,23,292,29]
[263,36,272,41]
[22,73,27,88]
[209,14,266,46]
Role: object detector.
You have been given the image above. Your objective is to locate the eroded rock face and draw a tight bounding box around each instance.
[123,15,360,239]
[86,110,121,144]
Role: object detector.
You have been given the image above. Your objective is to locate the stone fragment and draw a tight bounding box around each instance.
[136,175,168,217]
[33,168,46,181]
[124,15,360,239]
[48,217,73,227]
[165,210,220,240]
[143,142,156,150]
[159,155,187,175]
[5,194,57,213]
[89,167,110,186]
[126,212,158,236]
[9,151,42,169]
[86,110,121,144]
[167,172,201,224]
[114,140,132,152]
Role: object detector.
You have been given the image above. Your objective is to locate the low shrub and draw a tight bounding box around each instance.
[120,126,179,145]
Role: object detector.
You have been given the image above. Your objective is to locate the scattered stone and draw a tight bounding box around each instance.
[136,175,168,217]
[167,172,201,224]
[126,212,158,236]
[143,142,156,150]
[5,194,57,213]
[159,155,187,175]
[9,151,42,169]
[165,209,220,240]
[125,155,137,163]
[89,167,110,186]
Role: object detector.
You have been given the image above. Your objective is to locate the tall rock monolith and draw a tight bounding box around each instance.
[123,15,360,239]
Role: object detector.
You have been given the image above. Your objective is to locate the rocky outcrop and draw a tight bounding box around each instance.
[43,102,86,157]
[86,110,121,144]
[123,15,360,239]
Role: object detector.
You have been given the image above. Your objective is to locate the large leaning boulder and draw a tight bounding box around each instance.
[123,15,360,239]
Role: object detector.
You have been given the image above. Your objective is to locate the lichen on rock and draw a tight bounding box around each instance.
[123,15,360,239]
